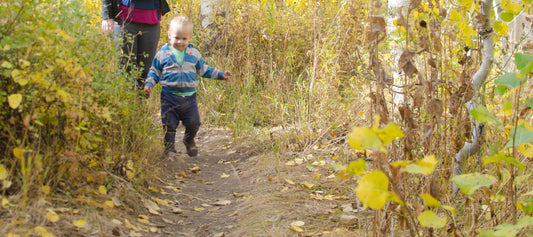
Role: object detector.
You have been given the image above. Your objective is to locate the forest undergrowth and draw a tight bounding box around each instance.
[1,0,533,236]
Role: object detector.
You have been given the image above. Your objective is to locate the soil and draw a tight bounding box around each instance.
[138,128,255,237]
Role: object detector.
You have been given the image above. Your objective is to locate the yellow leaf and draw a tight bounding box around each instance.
[12,147,23,159]
[397,155,438,175]
[34,226,55,237]
[73,219,86,228]
[103,201,114,209]
[153,198,169,206]
[1,60,13,68]
[98,185,107,195]
[302,182,314,188]
[138,218,150,224]
[46,211,60,222]
[285,160,295,166]
[194,207,205,211]
[519,143,533,157]
[290,225,304,232]
[148,186,159,192]
[125,219,139,231]
[8,94,22,109]
[42,185,51,195]
[190,166,201,172]
[494,21,509,36]
[347,159,366,176]
[7,232,21,237]
[504,2,523,15]
[376,123,405,145]
[221,173,230,178]
[421,193,441,207]
[0,164,7,180]
[417,210,447,228]
[2,196,10,208]
[347,127,387,153]
[355,170,391,209]
[285,179,296,185]
[89,159,98,168]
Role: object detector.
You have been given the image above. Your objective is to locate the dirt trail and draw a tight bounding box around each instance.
[145,128,251,237]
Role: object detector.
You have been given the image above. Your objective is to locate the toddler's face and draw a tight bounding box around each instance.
[168,27,192,50]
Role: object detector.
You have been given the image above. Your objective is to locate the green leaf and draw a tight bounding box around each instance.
[329,164,346,171]
[516,215,533,228]
[347,127,386,153]
[494,73,524,89]
[355,170,396,209]
[494,21,509,36]
[526,98,533,109]
[495,85,508,95]
[483,153,525,171]
[417,210,447,229]
[452,173,497,195]
[347,159,366,176]
[470,104,502,126]
[377,123,405,146]
[479,224,518,237]
[514,53,533,71]
[500,12,515,22]
[505,124,533,147]
[401,155,438,175]
[518,198,533,215]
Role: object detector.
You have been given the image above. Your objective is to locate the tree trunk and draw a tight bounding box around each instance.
[453,0,494,193]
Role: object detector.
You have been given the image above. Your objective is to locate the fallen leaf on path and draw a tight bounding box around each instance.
[125,219,139,231]
[301,182,314,188]
[285,161,295,166]
[213,200,231,206]
[202,203,212,207]
[137,218,150,224]
[111,219,123,225]
[295,158,304,164]
[73,219,87,228]
[46,211,59,222]
[148,186,159,192]
[33,226,54,237]
[103,200,114,209]
[153,198,170,206]
[221,173,230,178]
[171,207,183,214]
[290,220,305,227]
[162,218,174,224]
[190,167,200,172]
[98,185,107,195]
[228,211,238,217]
[194,207,205,211]
[213,232,225,237]
[143,199,161,215]
[285,179,295,185]
[281,187,289,192]
[290,225,304,232]
[112,197,123,207]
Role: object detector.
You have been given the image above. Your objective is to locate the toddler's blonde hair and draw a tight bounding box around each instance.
[169,16,193,33]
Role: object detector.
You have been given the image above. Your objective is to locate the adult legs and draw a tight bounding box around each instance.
[121,22,161,90]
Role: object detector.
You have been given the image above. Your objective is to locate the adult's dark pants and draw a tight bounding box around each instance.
[160,92,201,153]
[121,21,161,89]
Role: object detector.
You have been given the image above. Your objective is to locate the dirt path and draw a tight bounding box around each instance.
[145,128,251,237]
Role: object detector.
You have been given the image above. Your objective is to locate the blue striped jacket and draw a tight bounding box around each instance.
[145,43,225,94]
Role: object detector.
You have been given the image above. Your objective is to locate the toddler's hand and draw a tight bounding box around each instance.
[222,71,232,81]
[144,85,153,96]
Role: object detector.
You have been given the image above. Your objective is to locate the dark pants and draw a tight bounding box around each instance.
[161,92,201,153]
[121,22,161,89]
